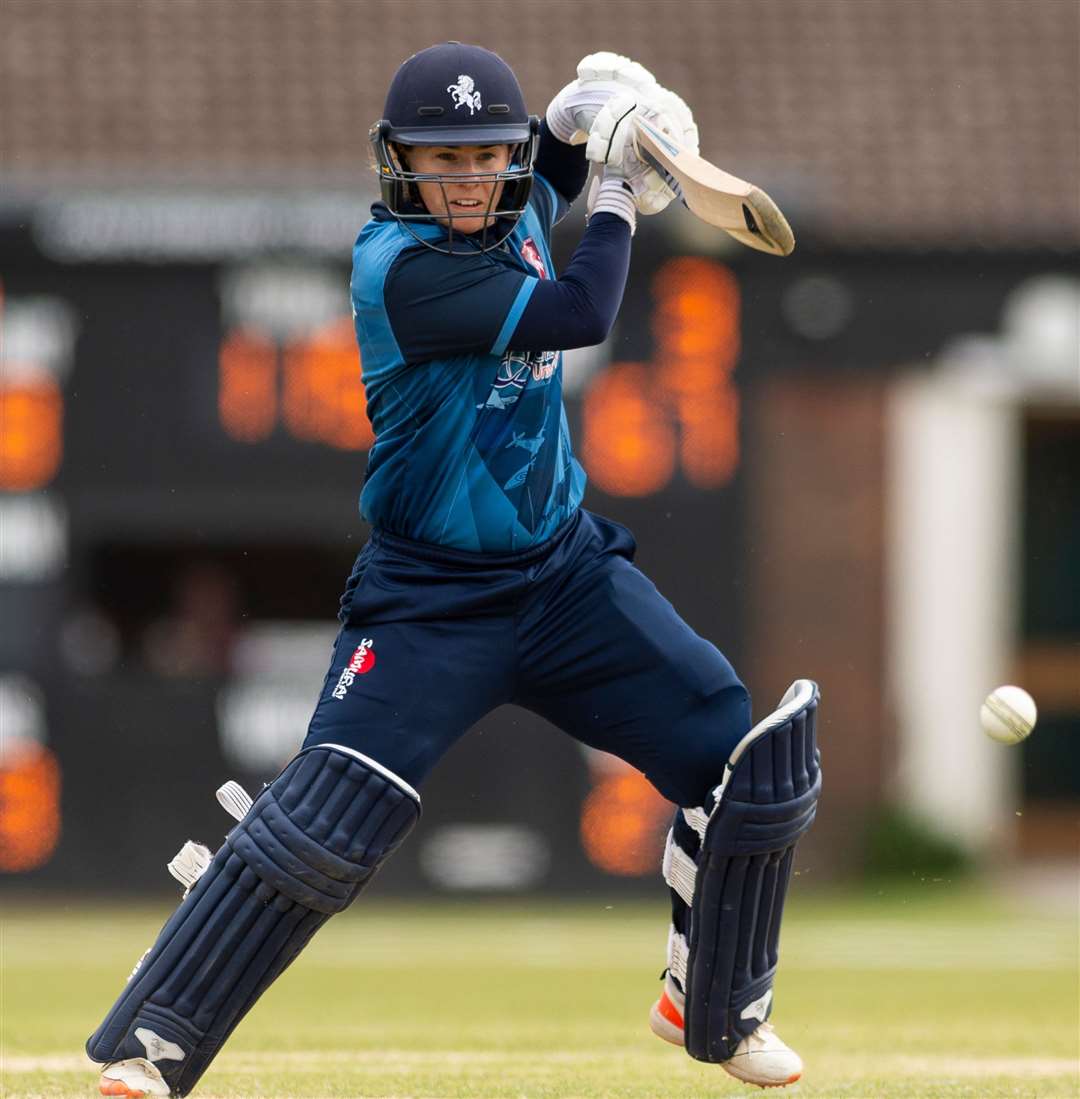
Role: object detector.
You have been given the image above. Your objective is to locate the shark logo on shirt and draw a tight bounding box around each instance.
[502,431,546,490]
[505,431,544,456]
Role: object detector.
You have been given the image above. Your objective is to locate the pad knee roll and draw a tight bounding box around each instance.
[662,679,821,1063]
[87,745,420,1096]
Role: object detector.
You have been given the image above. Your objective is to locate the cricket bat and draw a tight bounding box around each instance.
[634,115,795,257]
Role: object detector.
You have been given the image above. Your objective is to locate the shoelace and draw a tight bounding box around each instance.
[742,1021,778,1052]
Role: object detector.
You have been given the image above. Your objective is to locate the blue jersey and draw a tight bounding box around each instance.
[350,175,587,553]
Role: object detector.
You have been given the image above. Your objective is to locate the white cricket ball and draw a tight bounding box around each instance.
[980,685,1038,744]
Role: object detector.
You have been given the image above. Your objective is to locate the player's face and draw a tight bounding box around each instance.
[404,145,512,235]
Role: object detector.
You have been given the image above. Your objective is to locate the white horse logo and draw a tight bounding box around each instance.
[447,74,482,115]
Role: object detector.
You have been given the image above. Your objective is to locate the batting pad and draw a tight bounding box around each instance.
[87,745,420,1097]
[663,679,821,1063]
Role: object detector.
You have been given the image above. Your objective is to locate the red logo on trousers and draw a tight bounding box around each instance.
[347,641,376,674]
[332,638,375,699]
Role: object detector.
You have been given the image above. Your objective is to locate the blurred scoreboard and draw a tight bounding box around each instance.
[0,209,750,893]
[7,194,1072,888]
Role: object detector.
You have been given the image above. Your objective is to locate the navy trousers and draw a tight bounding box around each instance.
[304,509,749,808]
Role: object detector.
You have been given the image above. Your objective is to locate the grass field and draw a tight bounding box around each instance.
[2,884,1076,1099]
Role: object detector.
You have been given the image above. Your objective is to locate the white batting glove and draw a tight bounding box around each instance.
[576,51,658,92]
[586,87,699,216]
[585,92,641,170]
[545,51,659,145]
[650,85,699,155]
[585,91,673,216]
[629,86,699,214]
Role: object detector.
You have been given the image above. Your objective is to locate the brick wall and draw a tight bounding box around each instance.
[743,374,889,875]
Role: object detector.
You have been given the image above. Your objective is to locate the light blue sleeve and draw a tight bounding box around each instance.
[490,277,539,357]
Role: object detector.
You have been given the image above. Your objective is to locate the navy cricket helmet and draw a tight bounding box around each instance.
[370,42,540,252]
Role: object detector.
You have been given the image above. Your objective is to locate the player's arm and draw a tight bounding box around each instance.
[382,196,634,362]
[384,55,663,361]
[505,52,674,348]
[384,164,638,360]
[383,112,641,360]
[504,207,631,351]
[512,78,685,351]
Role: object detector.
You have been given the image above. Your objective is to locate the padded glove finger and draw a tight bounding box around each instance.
[546,78,631,145]
[576,51,658,93]
[585,92,642,170]
[546,53,660,145]
[624,89,699,214]
[649,86,699,154]
[629,167,678,215]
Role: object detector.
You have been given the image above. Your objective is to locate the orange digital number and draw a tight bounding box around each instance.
[582,362,676,497]
[581,256,741,496]
[0,744,61,873]
[0,379,63,492]
[579,768,672,877]
[218,318,373,451]
[219,330,278,443]
[282,318,374,452]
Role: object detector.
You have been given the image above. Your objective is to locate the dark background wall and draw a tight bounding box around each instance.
[3,203,1075,891]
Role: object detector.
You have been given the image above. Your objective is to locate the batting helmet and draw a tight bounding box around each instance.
[370,42,540,252]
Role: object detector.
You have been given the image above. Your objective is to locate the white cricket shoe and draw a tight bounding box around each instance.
[98,1058,170,1097]
[721,1020,803,1088]
[649,976,803,1089]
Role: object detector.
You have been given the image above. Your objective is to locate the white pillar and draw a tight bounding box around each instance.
[886,371,1021,853]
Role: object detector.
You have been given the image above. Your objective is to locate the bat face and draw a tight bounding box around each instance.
[634,116,795,257]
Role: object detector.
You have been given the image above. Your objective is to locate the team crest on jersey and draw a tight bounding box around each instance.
[447,75,482,115]
[332,638,375,699]
[520,237,548,279]
[481,349,559,410]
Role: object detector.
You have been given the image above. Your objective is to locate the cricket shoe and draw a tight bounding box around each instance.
[98,1058,170,1097]
[649,975,803,1088]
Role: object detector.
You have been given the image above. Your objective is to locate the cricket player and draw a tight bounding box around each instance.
[88,43,821,1097]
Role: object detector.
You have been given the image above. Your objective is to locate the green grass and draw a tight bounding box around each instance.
[2,884,1077,1098]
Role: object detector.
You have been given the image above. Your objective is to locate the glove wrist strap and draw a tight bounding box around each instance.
[588,176,637,234]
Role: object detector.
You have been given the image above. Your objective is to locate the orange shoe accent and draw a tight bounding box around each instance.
[757,1072,802,1089]
[100,1080,144,1097]
[657,989,684,1030]
[721,1069,802,1091]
